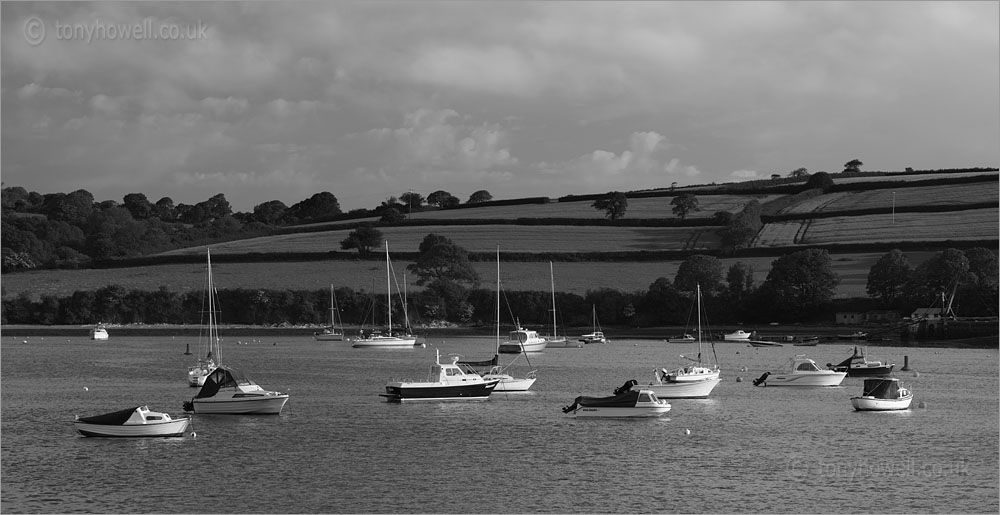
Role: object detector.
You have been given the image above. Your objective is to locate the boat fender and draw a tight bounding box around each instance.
[752,372,770,387]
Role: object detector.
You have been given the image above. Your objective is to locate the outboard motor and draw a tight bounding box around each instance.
[752,372,770,387]
[613,379,639,396]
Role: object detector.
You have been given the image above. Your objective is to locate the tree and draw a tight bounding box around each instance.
[718,200,762,249]
[788,167,809,178]
[152,197,176,221]
[964,247,998,289]
[407,240,479,287]
[592,191,628,220]
[399,192,424,212]
[379,207,404,223]
[674,254,724,293]
[122,193,152,220]
[252,200,288,225]
[339,226,383,257]
[866,249,911,307]
[806,171,834,192]
[905,248,970,303]
[467,190,493,203]
[760,249,840,314]
[726,262,756,301]
[670,194,699,220]
[439,194,460,209]
[288,192,341,221]
[417,233,455,253]
[427,190,453,207]
[843,159,863,174]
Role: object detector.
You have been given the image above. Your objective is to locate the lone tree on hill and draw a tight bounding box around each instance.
[592,191,628,220]
[427,190,459,208]
[789,167,809,178]
[467,190,493,203]
[339,226,383,257]
[843,159,863,174]
[670,194,699,220]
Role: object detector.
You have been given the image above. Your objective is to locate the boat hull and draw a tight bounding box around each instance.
[636,377,721,399]
[75,418,190,437]
[489,376,536,392]
[381,380,500,402]
[759,372,846,387]
[851,395,913,411]
[571,405,671,418]
[545,337,582,348]
[314,332,344,342]
[352,337,417,348]
[498,341,548,353]
[90,330,109,340]
[189,394,289,414]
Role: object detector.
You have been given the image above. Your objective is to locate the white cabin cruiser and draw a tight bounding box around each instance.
[498,325,548,353]
[183,366,289,414]
[382,350,501,402]
[753,356,846,387]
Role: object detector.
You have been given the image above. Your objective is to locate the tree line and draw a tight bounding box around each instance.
[4,239,994,327]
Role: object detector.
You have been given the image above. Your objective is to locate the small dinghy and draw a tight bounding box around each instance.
[562,380,672,418]
[851,377,913,411]
[74,406,191,437]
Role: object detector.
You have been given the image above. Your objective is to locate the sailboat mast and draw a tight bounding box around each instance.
[496,246,501,353]
[207,248,219,365]
[385,241,391,334]
[696,283,703,358]
[550,262,556,337]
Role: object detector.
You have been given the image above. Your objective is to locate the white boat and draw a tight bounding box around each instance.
[187,251,220,387]
[666,334,695,343]
[851,377,913,411]
[723,329,752,341]
[90,323,109,341]
[184,365,290,414]
[752,355,847,387]
[381,349,501,402]
[563,380,671,418]
[483,249,537,391]
[352,242,418,349]
[827,346,895,377]
[579,305,607,344]
[748,339,783,347]
[314,284,345,341]
[498,324,548,353]
[74,406,190,437]
[636,284,721,399]
[182,249,290,414]
[544,262,579,348]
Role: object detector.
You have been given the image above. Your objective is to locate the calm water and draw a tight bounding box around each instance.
[2,334,997,514]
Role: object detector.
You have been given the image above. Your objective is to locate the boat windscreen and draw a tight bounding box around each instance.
[195,366,252,398]
[862,379,900,398]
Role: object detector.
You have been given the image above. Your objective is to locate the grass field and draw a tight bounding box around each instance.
[755,208,998,247]
[159,225,725,256]
[0,251,939,302]
[780,182,999,214]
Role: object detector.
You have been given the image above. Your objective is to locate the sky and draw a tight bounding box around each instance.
[2,1,998,213]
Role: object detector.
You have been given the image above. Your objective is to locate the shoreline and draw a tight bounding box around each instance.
[2,324,995,349]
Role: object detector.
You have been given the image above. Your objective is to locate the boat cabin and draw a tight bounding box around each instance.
[428,353,485,384]
[792,358,823,372]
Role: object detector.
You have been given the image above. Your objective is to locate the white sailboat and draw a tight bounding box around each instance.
[464,247,538,391]
[544,261,579,348]
[183,249,289,414]
[579,305,607,344]
[314,284,345,341]
[635,283,721,398]
[351,242,418,349]
[187,250,219,387]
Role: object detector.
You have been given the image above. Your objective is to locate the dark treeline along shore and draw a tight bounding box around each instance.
[2,166,997,347]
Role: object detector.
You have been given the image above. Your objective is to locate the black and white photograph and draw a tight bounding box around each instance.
[2,1,998,513]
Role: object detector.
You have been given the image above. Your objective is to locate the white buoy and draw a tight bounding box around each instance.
[684,429,691,435]
[83,387,88,391]
[191,431,197,438]
[736,376,743,383]
[913,371,920,378]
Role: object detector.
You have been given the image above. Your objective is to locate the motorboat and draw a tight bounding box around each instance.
[752,355,846,387]
[90,323,109,341]
[666,334,695,343]
[837,331,868,340]
[187,356,216,388]
[636,284,721,399]
[563,380,672,418]
[827,346,895,377]
[314,284,345,341]
[723,330,752,341]
[498,325,548,353]
[579,305,607,344]
[183,365,290,414]
[460,247,538,392]
[352,243,419,349]
[381,349,501,402]
[851,377,913,411]
[790,336,820,346]
[74,406,190,437]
